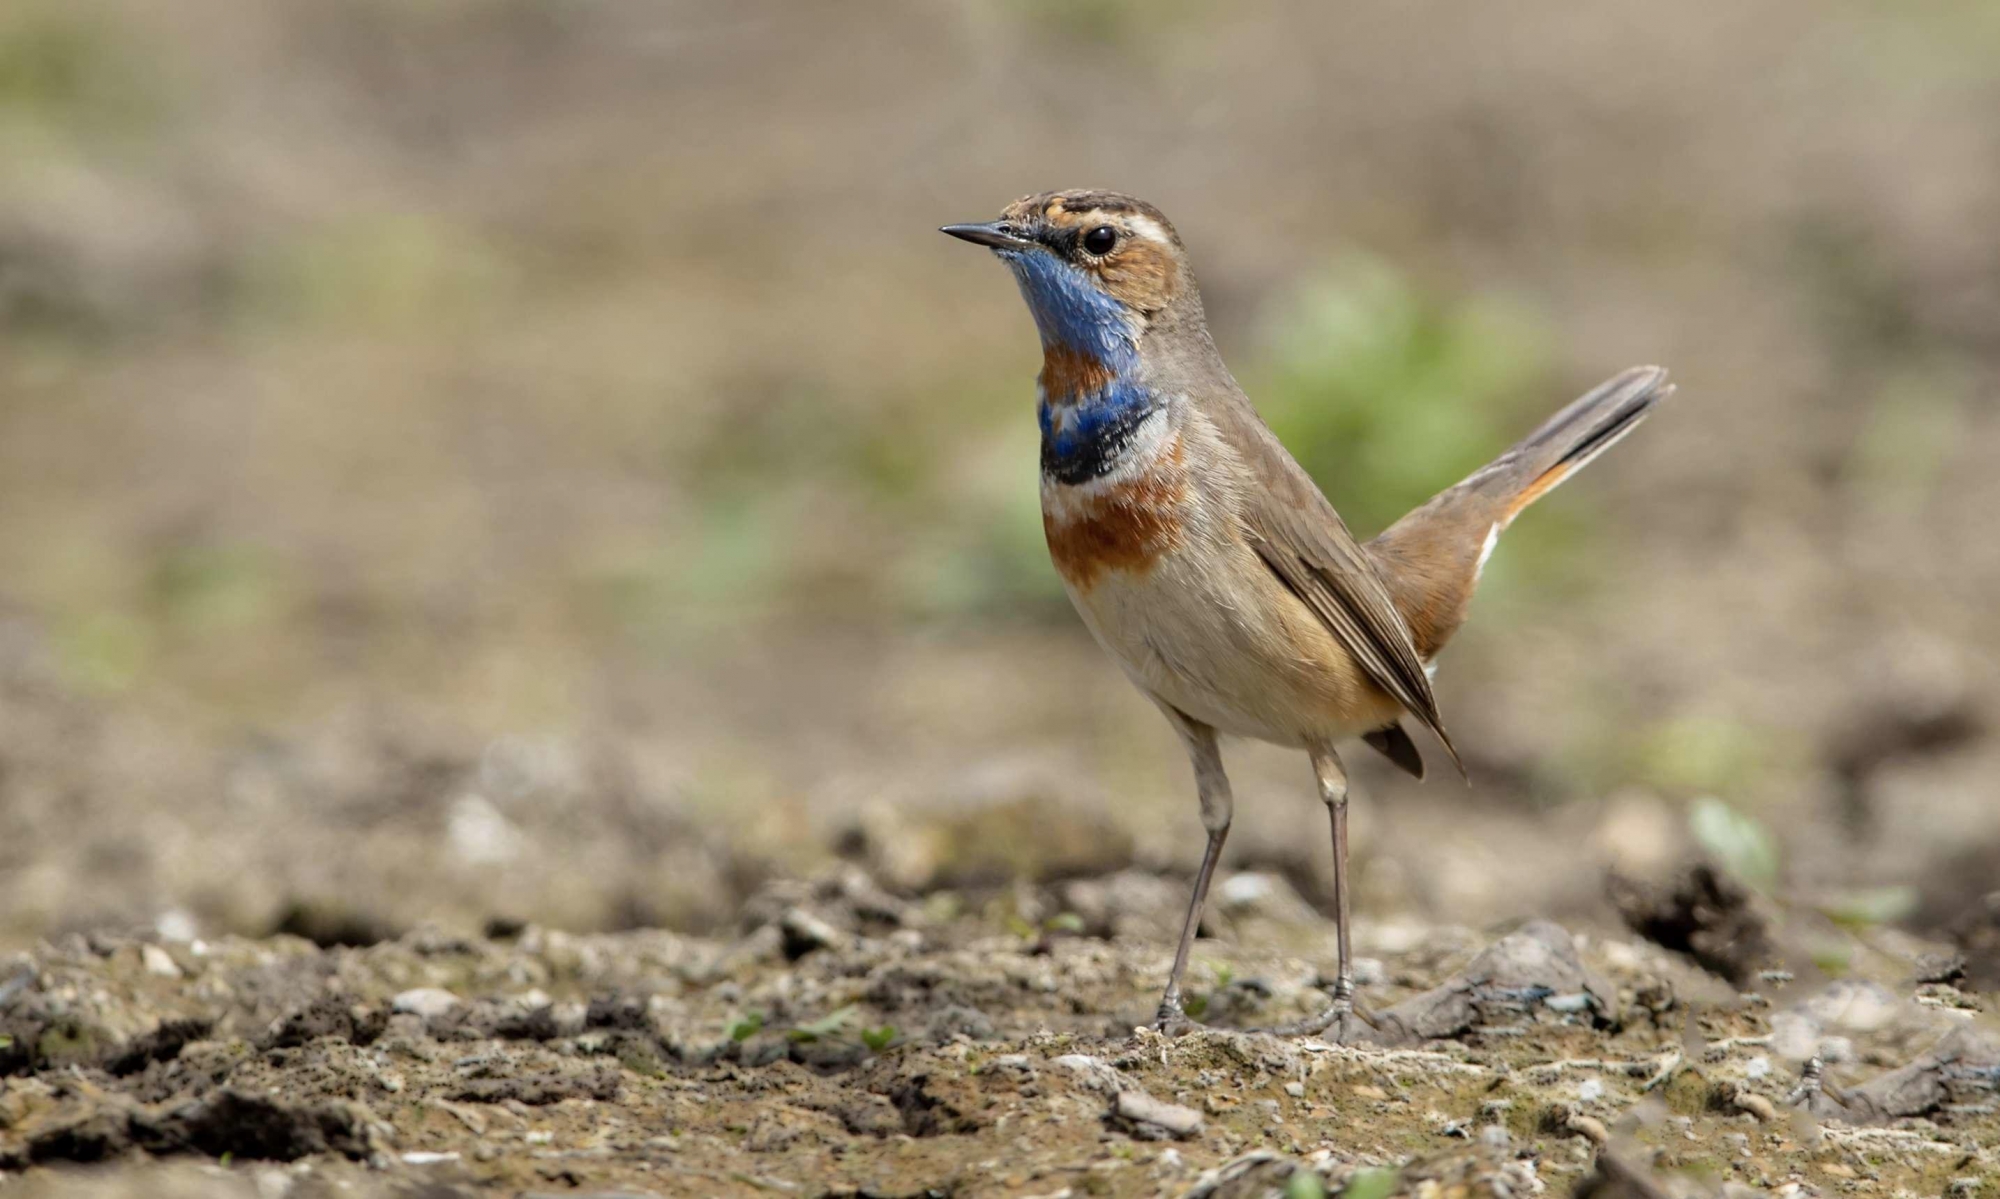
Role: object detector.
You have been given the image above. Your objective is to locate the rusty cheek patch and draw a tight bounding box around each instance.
[1043,470,1188,591]
[1039,344,1116,404]
[1096,243,1180,312]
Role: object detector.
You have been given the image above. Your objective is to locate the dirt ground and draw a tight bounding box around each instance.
[3,860,1995,1198]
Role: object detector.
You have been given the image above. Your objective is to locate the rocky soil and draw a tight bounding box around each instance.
[3,865,1995,1199]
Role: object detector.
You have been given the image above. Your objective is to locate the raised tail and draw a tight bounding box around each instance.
[1370,364,1672,659]
[1479,364,1672,529]
[1361,366,1673,775]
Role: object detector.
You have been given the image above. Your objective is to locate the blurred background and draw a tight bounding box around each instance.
[1,0,1995,965]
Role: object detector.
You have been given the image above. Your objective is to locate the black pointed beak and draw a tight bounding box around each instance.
[940,221,1036,252]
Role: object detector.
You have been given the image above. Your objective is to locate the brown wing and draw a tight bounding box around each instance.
[1208,398,1466,777]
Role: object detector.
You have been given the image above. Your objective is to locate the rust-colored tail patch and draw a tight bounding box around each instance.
[1502,459,1578,525]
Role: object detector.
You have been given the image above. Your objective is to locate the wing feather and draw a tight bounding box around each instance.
[1209,398,1466,776]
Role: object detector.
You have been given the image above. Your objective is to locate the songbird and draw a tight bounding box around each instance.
[943,190,1671,1037]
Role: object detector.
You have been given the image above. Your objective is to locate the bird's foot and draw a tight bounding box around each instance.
[1784,1054,1826,1108]
[1150,995,1199,1036]
[1259,977,1372,1042]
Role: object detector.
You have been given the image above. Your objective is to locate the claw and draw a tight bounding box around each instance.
[1151,993,1201,1036]
[1784,1054,1825,1108]
[1258,976,1375,1041]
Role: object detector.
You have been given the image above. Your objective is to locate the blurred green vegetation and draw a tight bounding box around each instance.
[0,5,155,142]
[1688,796,1780,892]
[1006,0,1212,46]
[231,214,520,335]
[1248,257,1612,613]
[1634,715,1771,797]
[1252,254,1557,537]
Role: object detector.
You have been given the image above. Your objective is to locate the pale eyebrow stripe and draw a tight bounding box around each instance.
[1121,214,1171,245]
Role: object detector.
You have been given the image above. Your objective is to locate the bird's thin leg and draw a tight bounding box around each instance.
[1153,707,1231,1030]
[1265,744,1368,1040]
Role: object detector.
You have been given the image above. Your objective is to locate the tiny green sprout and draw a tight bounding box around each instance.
[922,891,964,923]
[1810,938,1854,978]
[1005,914,1037,940]
[1821,886,1918,929]
[1045,911,1086,935]
[1183,993,1210,1020]
[861,1025,897,1052]
[726,1013,764,1043]
[0,1034,13,1050]
[1341,1167,1399,1199]
[1285,1170,1328,1199]
[1210,960,1236,989]
[1688,796,1778,892]
[787,1004,859,1043]
[219,1152,234,1168]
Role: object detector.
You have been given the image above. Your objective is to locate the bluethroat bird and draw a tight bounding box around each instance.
[944,190,1674,1038]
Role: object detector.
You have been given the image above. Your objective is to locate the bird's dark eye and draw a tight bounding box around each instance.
[1082,225,1118,255]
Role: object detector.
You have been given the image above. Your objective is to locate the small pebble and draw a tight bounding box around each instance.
[1116,1089,1204,1138]
[156,909,199,943]
[1565,1112,1609,1145]
[1284,1081,1306,1098]
[394,988,463,1019]
[402,1151,461,1165]
[141,945,182,978]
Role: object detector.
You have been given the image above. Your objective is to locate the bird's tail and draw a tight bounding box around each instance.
[1469,364,1673,529]
[1368,365,1674,662]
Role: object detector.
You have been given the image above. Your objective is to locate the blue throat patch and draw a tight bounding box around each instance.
[1008,253,1160,484]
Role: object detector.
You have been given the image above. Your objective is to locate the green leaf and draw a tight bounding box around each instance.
[1044,911,1085,934]
[1689,796,1779,891]
[0,1034,12,1049]
[861,1026,897,1052]
[726,1013,764,1043]
[786,1005,859,1043]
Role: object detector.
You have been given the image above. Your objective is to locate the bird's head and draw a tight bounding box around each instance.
[943,190,1200,364]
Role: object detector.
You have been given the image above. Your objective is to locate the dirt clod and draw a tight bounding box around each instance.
[151,1089,374,1161]
[262,996,386,1050]
[1113,1087,1204,1139]
[1609,863,1774,987]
